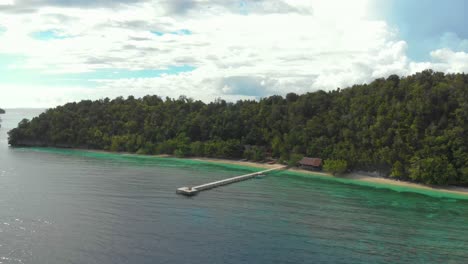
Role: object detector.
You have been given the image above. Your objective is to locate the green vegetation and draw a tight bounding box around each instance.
[323,160,348,175]
[7,70,468,186]
[0,108,3,128]
[288,153,304,167]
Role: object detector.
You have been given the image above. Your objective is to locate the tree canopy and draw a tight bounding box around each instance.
[0,108,3,128]
[8,70,468,186]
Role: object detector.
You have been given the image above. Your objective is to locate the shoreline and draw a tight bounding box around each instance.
[19,146,468,197]
[183,157,468,197]
[291,168,468,196]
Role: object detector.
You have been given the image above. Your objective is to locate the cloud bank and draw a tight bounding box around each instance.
[0,0,467,107]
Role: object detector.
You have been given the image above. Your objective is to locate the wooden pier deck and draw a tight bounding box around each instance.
[176,166,286,196]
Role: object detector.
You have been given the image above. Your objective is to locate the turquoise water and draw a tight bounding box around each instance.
[1,110,468,263]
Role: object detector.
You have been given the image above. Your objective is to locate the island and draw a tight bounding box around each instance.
[0,108,5,114]
[7,70,468,186]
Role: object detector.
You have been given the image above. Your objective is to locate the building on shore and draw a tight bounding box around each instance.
[298,157,322,170]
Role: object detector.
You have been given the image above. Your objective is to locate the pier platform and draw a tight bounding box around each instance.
[176,166,286,196]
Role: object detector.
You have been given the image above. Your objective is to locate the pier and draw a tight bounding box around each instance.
[176,166,286,196]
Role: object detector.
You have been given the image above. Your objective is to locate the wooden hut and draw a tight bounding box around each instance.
[298,157,322,170]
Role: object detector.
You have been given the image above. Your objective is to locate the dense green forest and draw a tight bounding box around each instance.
[0,108,4,128]
[8,70,468,186]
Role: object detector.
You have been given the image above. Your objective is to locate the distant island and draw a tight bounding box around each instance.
[0,108,5,114]
[7,70,468,186]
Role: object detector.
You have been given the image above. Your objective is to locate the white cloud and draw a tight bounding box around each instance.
[0,0,14,6]
[428,48,468,73]
[0,0,468,108]
[0,85,91,108]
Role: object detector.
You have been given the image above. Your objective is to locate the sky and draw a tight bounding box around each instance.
[0,0,467,108]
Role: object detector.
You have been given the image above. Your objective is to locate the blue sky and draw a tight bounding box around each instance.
[374,0,468,61]
[0,56,195,87]
[150,29,192,36]
[31,30,69,40]
[0,0,467,107]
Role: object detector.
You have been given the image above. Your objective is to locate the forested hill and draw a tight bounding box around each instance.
[0,108,4,128]
[8,70,468,186]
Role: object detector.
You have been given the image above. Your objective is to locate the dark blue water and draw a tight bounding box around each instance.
[1,109,468,264]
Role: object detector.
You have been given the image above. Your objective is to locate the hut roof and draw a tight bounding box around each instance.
[299,157,322,167]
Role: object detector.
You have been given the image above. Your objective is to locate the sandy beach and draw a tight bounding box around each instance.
[342,172,468,196]
[189,157,284,169]
[184,157,468,197]
[44,148,468,197]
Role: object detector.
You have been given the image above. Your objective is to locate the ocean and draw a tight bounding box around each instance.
[0,109,467,264]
